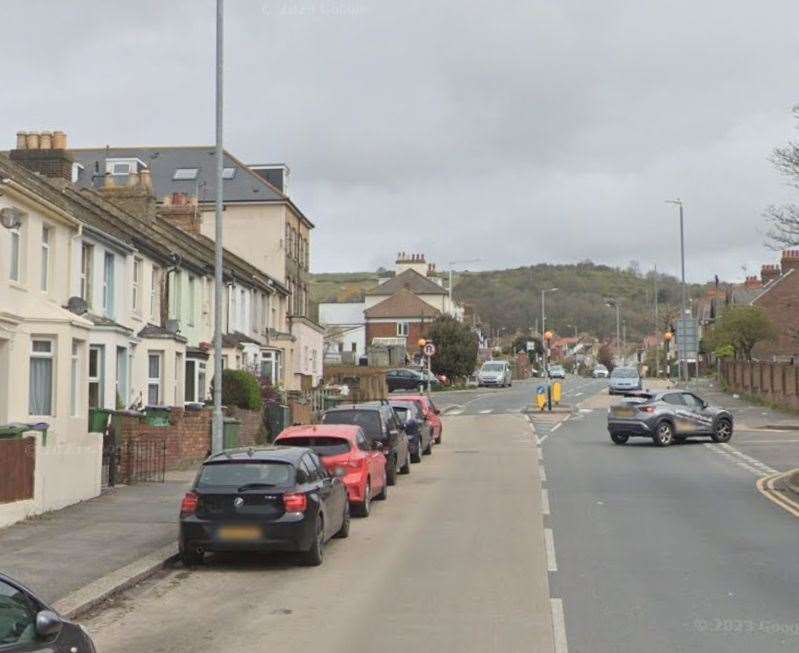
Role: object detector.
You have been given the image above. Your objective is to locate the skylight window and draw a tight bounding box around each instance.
[222,167,236,179]
[173,168,199,180]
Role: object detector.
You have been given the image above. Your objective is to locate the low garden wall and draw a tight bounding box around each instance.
[720,360,799,410]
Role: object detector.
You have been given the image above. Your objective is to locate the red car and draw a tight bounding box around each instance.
[392,394,443,444]
[274,424,387,517]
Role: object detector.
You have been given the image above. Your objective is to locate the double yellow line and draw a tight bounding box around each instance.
[756,470,799,518]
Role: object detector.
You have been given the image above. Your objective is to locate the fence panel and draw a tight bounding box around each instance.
[0,437,35,503]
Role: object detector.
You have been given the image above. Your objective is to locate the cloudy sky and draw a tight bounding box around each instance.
[4,0,799,282]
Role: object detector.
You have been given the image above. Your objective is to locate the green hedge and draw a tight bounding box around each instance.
[222,369,263,411]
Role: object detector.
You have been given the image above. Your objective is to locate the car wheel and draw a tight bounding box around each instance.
[610,432,629,445]
[375,476,388,501]
[334,502,350,539]
[712,418,733,443]
[411,443,422,463]
[653,421,674,447]
[302,516,325,566]
[353,481,371,517]
[386,455,397,486]
[180,543,204,568]
[400,449,411,474]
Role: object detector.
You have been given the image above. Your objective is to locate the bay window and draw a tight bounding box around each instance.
[29,339,54,416]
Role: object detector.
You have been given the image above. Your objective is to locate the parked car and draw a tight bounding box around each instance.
[392,393,443,444]
[274,424,387,517]
[386,368,425,392]
[389,399,433,462]
[592,364,609,378]
[0,573,97,652]
[477,360,513,387]
[321,402,410,485]
[608,366,642,394]
[548,364,566,379]
[179,446,350,567]
[607,390,734,447]
[409,366,443,388]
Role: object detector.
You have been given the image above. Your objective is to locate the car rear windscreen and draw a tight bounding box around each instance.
[196,461,295,488]
[279,436,350,456]
[322,410,381,439]
[611,368,639,378]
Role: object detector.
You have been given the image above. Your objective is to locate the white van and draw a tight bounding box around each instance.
[478,360,512,388]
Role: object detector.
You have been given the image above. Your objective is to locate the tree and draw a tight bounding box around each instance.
[705,306,777,361]
[427,315,479,380]
[597,344,615,372]
[765,105,799,248]
[512,333,542,363]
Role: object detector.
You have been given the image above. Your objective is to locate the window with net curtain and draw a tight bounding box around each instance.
[29,340,53,416]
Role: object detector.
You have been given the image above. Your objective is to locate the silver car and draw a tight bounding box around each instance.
[608,366,642,394]
[478,361,512,387]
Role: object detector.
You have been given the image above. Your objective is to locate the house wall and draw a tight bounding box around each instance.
[364,292,446,313]
[752,270,799,360]
[365,319,434,351]
[290,319,324,387]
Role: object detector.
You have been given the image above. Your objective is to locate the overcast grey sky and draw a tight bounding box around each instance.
[4,0,799,282]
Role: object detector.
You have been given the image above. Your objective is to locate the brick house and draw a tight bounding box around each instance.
[364,289,441,350]
[750,251,799,361]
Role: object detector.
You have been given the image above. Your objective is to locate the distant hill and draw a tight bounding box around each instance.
[310,262,707,342]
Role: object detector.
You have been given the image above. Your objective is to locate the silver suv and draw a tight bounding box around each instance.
[478,361,512,387]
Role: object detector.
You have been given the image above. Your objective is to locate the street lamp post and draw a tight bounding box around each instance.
[541,288,558,379]
[447,258,481,316]
[605,298,621,366]
[666,199,687,383]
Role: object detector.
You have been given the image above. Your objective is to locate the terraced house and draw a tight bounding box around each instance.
[0,132,296,526]
[68,147,323,391]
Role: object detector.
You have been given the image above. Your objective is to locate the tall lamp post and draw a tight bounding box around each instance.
[666,199,687,382]
[541,288,558,377]
[447,258,481,315]
[605,298,621,366]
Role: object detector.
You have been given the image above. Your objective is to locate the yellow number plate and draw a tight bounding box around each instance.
[614,408,635,417]
[217,526,262,541]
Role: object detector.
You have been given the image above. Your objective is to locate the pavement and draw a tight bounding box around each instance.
[0,470,193,610]
[81,411,555,653]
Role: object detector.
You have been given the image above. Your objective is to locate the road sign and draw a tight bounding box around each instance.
[676,317,699,362]
[526,341,536,352]
[423,343,436,357]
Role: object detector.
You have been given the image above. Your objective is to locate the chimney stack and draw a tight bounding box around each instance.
[160,194,202,234]
[781,250,799,274]
[761,263,781,284]
[9,129,74,181]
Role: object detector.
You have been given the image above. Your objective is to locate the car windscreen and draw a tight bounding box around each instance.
[278,436,350,456]
[322,410,382,439]
[482,363,505,372]
[196,461,295,489]
[611,368,639,378]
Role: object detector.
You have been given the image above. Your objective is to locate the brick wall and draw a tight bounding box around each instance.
[721,360,799,410]
[227,406,264,447]
[366,320,434,350]
[752,269,799,360]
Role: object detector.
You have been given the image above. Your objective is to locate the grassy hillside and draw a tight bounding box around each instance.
[311,262,706,342]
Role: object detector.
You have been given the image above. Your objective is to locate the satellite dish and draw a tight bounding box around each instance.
[66,296,89,315]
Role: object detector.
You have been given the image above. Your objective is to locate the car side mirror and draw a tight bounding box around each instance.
[35,610,63,639]
[295,469,309,484]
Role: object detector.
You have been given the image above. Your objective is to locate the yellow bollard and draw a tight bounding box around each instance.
[536,391,547,411]
[553,382,562,405]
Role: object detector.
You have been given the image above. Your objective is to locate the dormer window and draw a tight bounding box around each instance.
[106,158,145,176]
[222,167,236,179]
[173,168,199,180]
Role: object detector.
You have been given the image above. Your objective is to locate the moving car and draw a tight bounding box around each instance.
[386,368,424,392]
[548,364,566,379]
[274,424,388,517]
[321,402,410,485]
[607,390,734,447]
[0,573,96,652]
[608,366,642,394]
[592,364,609,378]
[478,360,512,387]
[179,446,350,567]
[389,398,434,462]
[392,393,443,444]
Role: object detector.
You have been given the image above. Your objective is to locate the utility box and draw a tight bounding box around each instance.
[223,417,241,449]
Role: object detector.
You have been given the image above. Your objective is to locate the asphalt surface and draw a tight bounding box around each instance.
[82,404,555,652]
[80,376,799,652]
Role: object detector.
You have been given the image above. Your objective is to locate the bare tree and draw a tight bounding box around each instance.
[765,106,799,248]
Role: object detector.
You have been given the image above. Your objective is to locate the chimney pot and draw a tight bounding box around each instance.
[25,133,40,150]
[51,131,67,149]
[39,131,52,150]
[16,132,27,149]
[103,172,116,189]
[140,168,153,191]
[127,171,140,187]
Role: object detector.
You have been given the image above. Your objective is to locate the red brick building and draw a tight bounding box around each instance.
[751,251,799,360]
[364,289,441,350]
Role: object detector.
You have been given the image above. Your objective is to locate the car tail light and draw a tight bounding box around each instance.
[283,493,308,512]
[180,491,198,515]
[638,406,656,413]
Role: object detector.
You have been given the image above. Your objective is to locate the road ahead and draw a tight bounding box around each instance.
[82,377,799,652]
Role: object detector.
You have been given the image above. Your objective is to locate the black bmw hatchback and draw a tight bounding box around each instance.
[179,446,350,567]
[0,573,96,652]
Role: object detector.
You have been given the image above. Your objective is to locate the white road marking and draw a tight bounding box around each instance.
[738,439,799,444]
[539,464,547,482]
[550,598,569,653]
[551,422,562,432]
[579,408,593,413]
[537,443,545,456]
[544,528,558,572]
[447,410,463,416]
[479,409,493,414]
[702,442,777,476]
[541,489,550,515]
[574,392,583,397]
